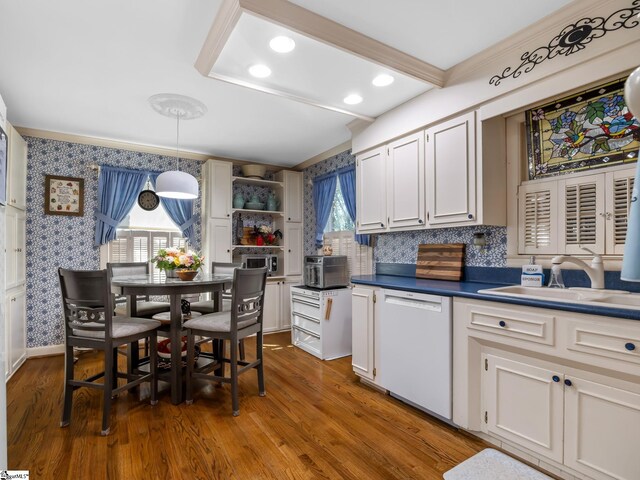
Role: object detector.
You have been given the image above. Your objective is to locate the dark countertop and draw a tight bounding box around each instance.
[351,274,640,321]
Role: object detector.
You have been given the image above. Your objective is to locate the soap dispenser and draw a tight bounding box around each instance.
[521,256,544,287]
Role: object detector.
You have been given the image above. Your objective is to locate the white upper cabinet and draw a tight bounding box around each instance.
[7,123,27,211]
[280,170,303,223]
[5,208,25,290]
[206,218,232,263]
[425,112,476,226]
[205,160,232,219]
[356,146,387,233]
[387,132,425,229]
[284,223,303,276]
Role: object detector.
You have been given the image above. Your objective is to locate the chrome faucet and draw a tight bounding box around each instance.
[550,248,605,289]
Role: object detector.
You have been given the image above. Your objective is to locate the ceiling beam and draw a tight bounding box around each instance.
[195,0,445,87]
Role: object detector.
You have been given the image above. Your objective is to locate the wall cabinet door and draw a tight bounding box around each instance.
[564,376,640,480]
[558,174,605,255]
[387,132,425,229]
[351,287,375,381]
[283,171,303,223]
[425,112,476,225]
[206,218,232,263]
[263,282,281,333]
[356,147,387,233]
[284,223,303,277]
[7,124,27,210]
[206,160,232,219]
[8,289,26,377]
[483,354,564,463]
[4,208,25,290]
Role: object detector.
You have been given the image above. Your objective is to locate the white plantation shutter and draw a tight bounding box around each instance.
[110,234,130,263]
[132,235,149,262]
[606,169,636,254]
[323,231,373,277]
[518,181,557,255]
[559,175,605,254]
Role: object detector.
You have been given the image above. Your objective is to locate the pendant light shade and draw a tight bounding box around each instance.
[621,65,640,281]
[156,170,199,199]
[148,93,207,200]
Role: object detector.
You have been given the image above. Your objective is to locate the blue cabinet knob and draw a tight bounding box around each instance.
[499,320,506,327]
[564,379,573,387]
[625,342,636,351]
[552,375,560,383]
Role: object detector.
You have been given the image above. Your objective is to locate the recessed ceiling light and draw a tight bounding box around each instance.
[343,94,363,105]
[270,36,296,53]
[372,74,395,87]
[248,64,272,78]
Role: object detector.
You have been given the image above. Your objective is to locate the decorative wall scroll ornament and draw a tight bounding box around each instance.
[490,1,640,86]
[525,78,640,180]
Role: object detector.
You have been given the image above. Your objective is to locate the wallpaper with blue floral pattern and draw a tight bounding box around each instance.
[24,137,202,348]
[303,149,507,267]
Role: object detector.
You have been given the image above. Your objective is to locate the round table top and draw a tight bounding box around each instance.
[111,273,232,296]
[152,311,202,324]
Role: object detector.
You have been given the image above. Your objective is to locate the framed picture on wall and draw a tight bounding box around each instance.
[44,175,84,216]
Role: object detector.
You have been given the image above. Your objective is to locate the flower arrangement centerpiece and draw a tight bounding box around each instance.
[252,225,283,246]
[151,247,204,280]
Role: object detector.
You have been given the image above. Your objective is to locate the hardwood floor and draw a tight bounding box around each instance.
[7,332,486,479]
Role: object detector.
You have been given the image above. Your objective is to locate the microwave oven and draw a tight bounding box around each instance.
[241,254,279,276]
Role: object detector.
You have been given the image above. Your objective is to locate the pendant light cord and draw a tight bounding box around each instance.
[175,112,181,171]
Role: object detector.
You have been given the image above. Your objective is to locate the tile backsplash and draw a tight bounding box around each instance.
[24,137,202,348]
[303,149,507,267]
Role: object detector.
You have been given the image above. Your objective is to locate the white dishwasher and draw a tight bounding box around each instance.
[378,289,452,420]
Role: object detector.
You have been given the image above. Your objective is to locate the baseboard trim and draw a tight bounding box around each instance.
[27,344,65,358]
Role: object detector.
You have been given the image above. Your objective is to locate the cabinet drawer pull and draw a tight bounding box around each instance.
[293,325,320,339]
[625,342,636,351]
[418,219,423,224]
[380,222,384,227]
[467,213,473,219]
[552,375,560,383]
[499,320,506,327]
[564,379,572,387]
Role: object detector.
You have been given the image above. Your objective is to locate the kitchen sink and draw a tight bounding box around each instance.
[478,285,640,310]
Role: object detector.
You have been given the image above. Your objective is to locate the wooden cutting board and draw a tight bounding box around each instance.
[416,243,465,281]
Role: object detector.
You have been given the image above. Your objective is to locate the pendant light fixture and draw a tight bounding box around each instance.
[148,93,207,199]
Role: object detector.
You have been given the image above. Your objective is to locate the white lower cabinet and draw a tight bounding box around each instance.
[483,354,564,463]
[456,298,640,480]
[483,352,640,480]
[5,288,26,381]
[564,375,640,480]
[351,286,377,381]
[263,278,300,333]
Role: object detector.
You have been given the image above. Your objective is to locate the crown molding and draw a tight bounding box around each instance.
[196,0,445,87]
[293,140,352,170]
[14,127,282,169]
[445,0,624,84]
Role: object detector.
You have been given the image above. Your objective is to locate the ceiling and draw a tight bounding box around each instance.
[0,0,573,167]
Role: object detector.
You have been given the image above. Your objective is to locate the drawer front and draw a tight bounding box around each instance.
[291,295,321,320]
[292,325,322,358]
[291,288,320,302]
[292,311,321,335]
[466,303,555,346]
[567,319,640,365]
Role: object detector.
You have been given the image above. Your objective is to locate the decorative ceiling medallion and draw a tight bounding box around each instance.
[490,1,640,87]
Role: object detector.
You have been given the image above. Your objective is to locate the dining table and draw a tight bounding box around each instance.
[110,273,233,404]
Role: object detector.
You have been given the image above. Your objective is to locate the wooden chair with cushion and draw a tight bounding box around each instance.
[107,262,170,317]
[184,267,267,416]
[58,268,160,435]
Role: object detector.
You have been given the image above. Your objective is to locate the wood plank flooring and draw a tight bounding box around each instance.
[7,332,486,479]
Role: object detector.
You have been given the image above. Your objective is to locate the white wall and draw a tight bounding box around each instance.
[353,0,640,153]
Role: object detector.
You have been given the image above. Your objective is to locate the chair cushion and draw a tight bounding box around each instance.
[72,317,160,339]
[189,299,232,314]
[114,301,170,317]
[183,311,257,333]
